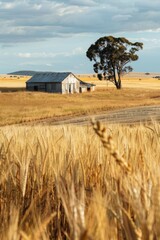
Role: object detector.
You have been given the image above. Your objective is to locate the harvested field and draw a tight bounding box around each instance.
[0,88,160,126]
[32,105,160,126]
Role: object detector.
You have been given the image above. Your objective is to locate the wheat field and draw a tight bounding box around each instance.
[0,121,160,239]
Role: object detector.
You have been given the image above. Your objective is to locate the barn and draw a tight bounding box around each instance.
[26,72,95,94]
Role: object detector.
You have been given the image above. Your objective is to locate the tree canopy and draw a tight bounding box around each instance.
[86,36,143,89]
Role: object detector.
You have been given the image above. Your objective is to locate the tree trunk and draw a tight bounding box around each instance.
[115,81,121,89]
[113,67,120,89]
[116,72,122,89]
[110,67,122,89]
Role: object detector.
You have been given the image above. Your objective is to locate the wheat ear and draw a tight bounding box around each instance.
[91,120,131,174]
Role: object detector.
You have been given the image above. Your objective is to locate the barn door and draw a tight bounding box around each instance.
[69,84,72,93]
[34,86,38,91]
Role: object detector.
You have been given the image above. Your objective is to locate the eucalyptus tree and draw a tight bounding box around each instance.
[86,36,143,89]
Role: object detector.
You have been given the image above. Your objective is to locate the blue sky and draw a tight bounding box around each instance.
[0,0,160,74]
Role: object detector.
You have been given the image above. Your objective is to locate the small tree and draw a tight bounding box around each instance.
[86,36,143,89]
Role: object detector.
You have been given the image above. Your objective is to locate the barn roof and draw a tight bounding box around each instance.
[27,72,74,83]
[79,80,96,87]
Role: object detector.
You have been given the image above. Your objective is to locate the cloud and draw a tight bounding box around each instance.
[16,47,85,59]
[0,2,16,10]
[18,53,32,58]
[112,14,132,21]
[0,0,159,76]
[0,0,160,44]
[61,0,98,6]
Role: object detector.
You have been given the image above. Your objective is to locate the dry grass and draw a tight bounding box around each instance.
[0,75,30,90]
[79,73,160,90]
[0,88,160,126]
[0,73,159,126]
[0,122,160,239]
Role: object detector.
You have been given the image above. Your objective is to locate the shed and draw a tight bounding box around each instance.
[79,80,96,93]
[26,72,80,94]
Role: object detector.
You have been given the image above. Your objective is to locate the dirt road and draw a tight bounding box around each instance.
[34,105,160,126]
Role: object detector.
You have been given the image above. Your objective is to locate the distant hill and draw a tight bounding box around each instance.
[8,71,38,76]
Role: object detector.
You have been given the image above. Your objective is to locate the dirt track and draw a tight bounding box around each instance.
[34,105,160,126]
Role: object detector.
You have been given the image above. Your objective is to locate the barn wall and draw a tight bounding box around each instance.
[26,83,62,93]
[46,83,61,93]
[26,83,46,92]
[80,87,87,93]
[62,74,80,94]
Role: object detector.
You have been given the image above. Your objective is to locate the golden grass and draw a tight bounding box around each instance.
[0,88,160,126]
[79,73,160,90]
[0,75,30,89]
[0,122,160,239]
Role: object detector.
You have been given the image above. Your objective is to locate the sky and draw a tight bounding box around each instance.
[0,0,160,74]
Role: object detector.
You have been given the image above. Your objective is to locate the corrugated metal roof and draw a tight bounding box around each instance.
[79,80,96,87]
[27,72,72,83]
